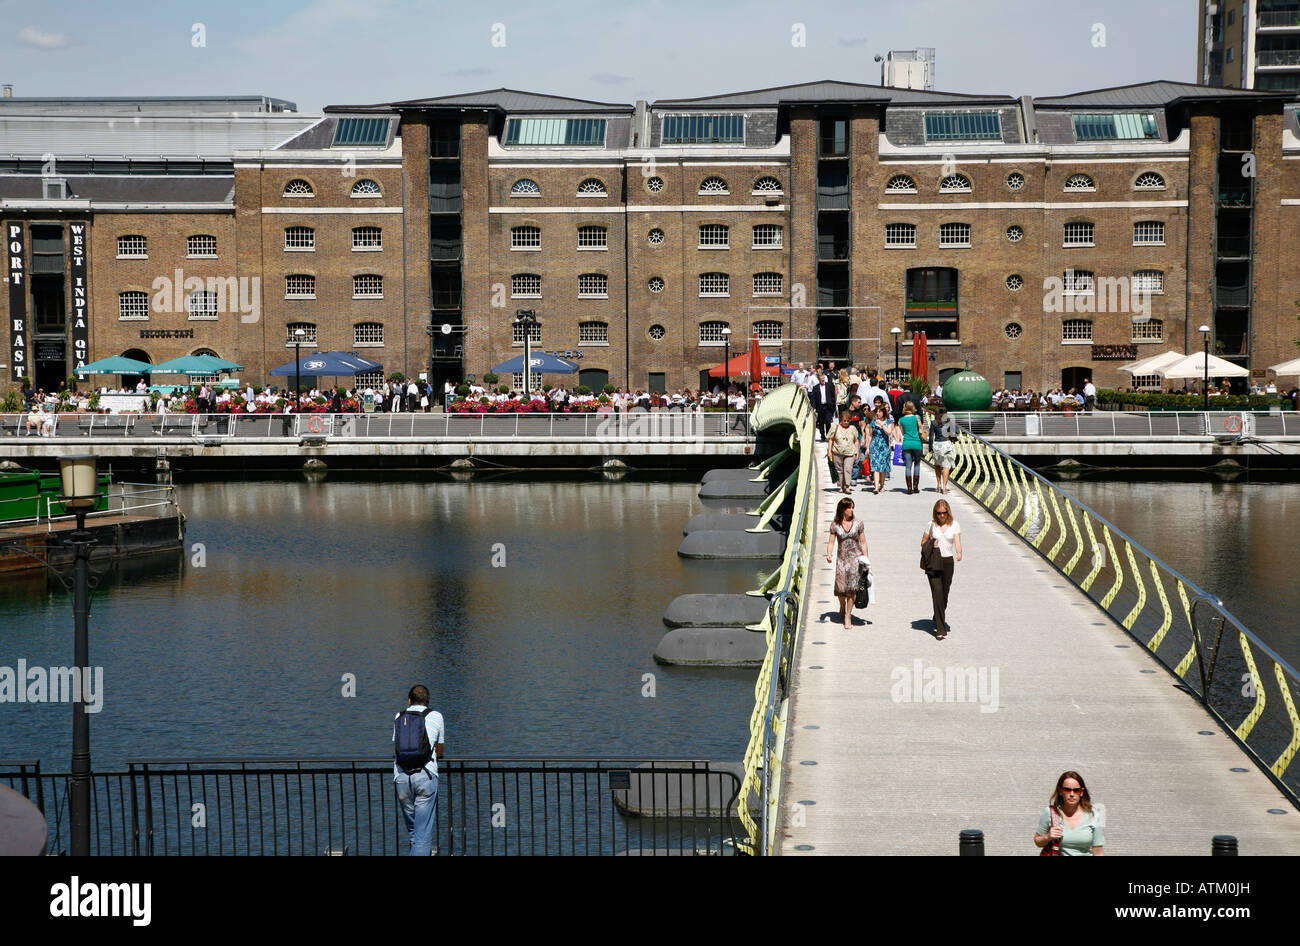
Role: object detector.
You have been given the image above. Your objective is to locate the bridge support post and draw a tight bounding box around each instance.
[958,829,984,856]
[1212,835,1238,856]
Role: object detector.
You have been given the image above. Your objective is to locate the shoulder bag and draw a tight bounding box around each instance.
[1040,806,1061,856]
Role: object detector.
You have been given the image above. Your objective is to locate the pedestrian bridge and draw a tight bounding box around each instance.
[737,389,1300,855]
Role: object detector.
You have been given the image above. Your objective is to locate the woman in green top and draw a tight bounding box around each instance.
[896,402,927,494]
[1034,770,1105,856]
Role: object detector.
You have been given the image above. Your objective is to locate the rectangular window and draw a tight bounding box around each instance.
[187,291,219,321]
[753,320,783,343]
[699,273,730,297]
[939,223,971,247]
[885,223,916,247]
[511,226,541,250]
[1072,113,1159,141]
[332,117,392,147]
[1132,319,1164,341]
[352,226,383,250]
[753,273,783,295]
[285,227,315,250]
[117,235,147,258]
[1064,222,1094,246]
[503,118,607,146]
[355,370,384,388]
[924,111,1003,141]
[819,119,848,156]
[577,226,607,249]
[118,292,149,320]
[1132,373,1160,389]
[354,323,384,346]
[1132,270,1164,294]
[579,322,608,344]
[752,224,783,248]
[1133,221,1165,245]
[512,323,542,345]
[286,324,317,346]
[817,164,850,209]
[186,234,217,258]
[698,224,729,248]
[1004,371,1023,390]
[905,267,959,342]
[578,273,608,298]
[285,275,316,299]
[1063,270,1095,293]
[353,274,383,298]
[1062,320,1093,342]
[661,114,744,144]
[698,322,729,345]
[512,274,541,298]
[511,372,544,391]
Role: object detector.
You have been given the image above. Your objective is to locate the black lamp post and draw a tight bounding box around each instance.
[58,453,98,857]
[293,328,305,415]
[891,326,902,377]
[515,309,539,396]
[1199,324,1211,411]
[721,327,733,395]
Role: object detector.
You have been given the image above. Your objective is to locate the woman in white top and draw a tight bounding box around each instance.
[921,499,962,640]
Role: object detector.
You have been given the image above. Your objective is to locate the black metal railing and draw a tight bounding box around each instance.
[1,758,743,856]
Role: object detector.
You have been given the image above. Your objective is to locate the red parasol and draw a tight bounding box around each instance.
[746,335,763,390]
[708,350,788,378]
[910,331,929,385]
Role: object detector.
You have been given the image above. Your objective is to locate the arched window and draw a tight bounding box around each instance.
[285,323,317,346]
[752,176,783,194]
[352,226,382,250]
[511,178,540,197]
[353,274,383,298]
[578,273,608,298]
[1133,221,1165,245]
[186,290,219,321]
[118,291,149,320]
[939,222,971,247]
[753,273,783,295]
[350,179,382,197]
[886,223,917,247]
[577,178,607,196]
[354,322,384,346]
[579,321,609,345]
[577,225,607,249]
[511,273,541,297]
[698,273,729,297]
[510,226,541,249]
[698,224,729,247]
[284,226,315,250]
[1134,171,1166,190]
[117,235,147,257]
[1132,318,1164,342]
[285,275,316,298]
[1062,319,1093,342]
[1132,269,1164,294]
[885,174,917,193]
[1064,173,1095,191]
[698,176,729,195]
[698,320,729,345]
[1063,222,1094,246]
[753,320,783,344]
[939,174,971,193]
[187,234,217,257]
[752,224,783,248]
[1063,269,1095,293]
[283,179,314,197]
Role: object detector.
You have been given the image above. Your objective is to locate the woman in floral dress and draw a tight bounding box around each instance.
[867,405,895,495]
[825,497,867,630]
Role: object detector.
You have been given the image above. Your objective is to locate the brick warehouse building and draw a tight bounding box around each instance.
[2,80,1298,397]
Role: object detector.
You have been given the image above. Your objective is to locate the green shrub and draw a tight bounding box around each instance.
[498,385,509,395]
[603,383,617,394]
[542,383,553,392]
[388,372,405,383]
[456,384,470,397]
[483,372,499,385]
[576,385,591,395]
[2,390,22,412]
[1097,388,1285,410]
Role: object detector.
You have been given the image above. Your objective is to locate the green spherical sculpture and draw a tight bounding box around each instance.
[941,369,992,412]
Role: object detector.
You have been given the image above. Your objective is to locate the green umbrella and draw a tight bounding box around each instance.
[75,355,155,377]
[151,355,244,375]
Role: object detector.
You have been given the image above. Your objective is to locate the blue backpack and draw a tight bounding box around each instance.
[394,708,434,774]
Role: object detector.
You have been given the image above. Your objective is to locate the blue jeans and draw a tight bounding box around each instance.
[902,448,923,477]
[395,768,439,856]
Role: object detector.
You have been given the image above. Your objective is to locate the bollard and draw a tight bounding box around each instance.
[959,829,985,856]
[1211,835,1238,856]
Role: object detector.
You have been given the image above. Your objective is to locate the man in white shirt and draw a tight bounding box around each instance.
[392,684,445,857]
[1082,378,1097,412]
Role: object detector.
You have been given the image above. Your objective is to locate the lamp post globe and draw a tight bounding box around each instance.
[720,327,733,395]
[294,328,306,415]
[891,326,902,374]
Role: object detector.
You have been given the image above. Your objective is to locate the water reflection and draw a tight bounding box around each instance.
[1,477,764,767]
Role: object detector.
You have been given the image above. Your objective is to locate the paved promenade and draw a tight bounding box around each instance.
[780,442,1300,855]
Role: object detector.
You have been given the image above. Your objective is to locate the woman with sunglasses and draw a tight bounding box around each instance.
[1034,771,1105,856]
[921,499,962,639]
[866,405,895,495]
[825,496,867,630]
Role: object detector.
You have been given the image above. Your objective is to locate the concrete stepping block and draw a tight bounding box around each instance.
[678,530,785,559]
[652,627,768,667]
[611,761,746,819]
[663,593,771,628]
[701,467,765,483]
[683,512,765,534]
[699,479,770,500]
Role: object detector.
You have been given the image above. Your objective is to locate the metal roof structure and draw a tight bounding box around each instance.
[0,174,234,203]
[0,95,298,114]
[655,79,1016,108]
[354,88,633,114]
[1035,80,1293,108]
[0,114,321,159]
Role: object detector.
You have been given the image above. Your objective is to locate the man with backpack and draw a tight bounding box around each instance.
[392,684,446,856]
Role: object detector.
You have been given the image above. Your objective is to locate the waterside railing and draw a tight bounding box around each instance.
[737,384,819,855]
[951,410,1299,439]
[948,431,1300,804]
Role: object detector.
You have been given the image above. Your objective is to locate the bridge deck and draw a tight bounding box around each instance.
[780,444,1300,855]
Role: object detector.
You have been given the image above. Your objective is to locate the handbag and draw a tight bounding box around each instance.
[854,562,870,609]
[1040,806,1062,856]
[892,442,904,466]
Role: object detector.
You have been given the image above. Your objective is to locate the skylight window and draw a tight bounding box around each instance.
[662,114,745,144]
[923,112,1002,141]
[332,117,392,147]
[503,118,607,146]
[1073,113,1159,141]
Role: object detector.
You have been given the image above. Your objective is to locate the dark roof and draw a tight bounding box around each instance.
[655,79,1016,108]
[344,88,633,114]
[1035,80,1293,108]
[274,115,397,150]
[0,174,234,203]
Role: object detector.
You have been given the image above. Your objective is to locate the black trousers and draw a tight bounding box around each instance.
[816,408,834,439]
[926,557,955,632]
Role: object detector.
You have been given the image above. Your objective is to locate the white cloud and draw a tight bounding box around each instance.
[20,26,70,49]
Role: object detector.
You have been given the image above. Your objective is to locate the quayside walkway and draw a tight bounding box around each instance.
[779,441,1300,855]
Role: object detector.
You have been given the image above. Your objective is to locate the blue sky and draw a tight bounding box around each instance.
[1,0,1197,110]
